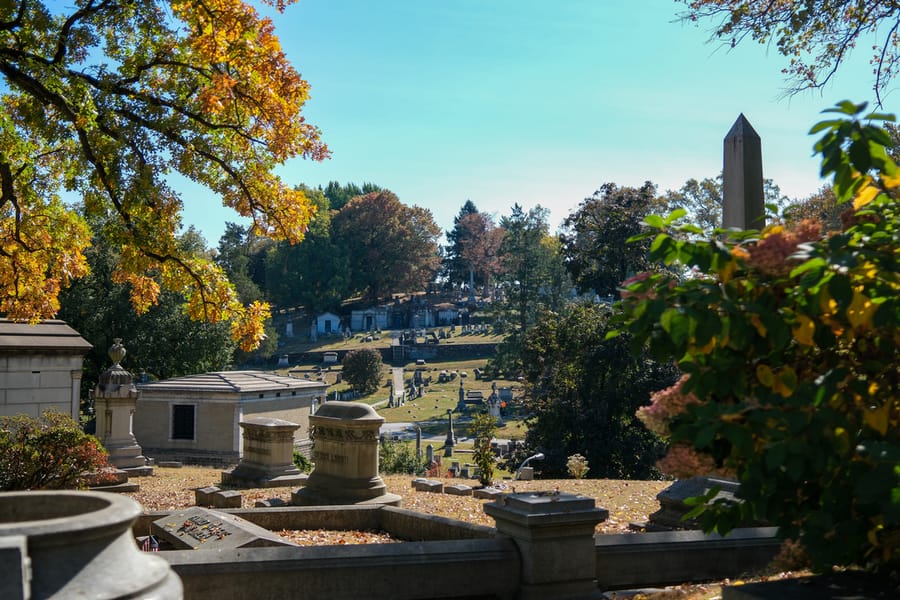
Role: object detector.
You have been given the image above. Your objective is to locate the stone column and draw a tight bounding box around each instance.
[484,492,608,600]
[723,114,765,230]
[92,339,150,474]
[444,409,455,457]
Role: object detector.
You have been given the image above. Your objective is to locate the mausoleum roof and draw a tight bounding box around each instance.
[0,319,92,353]
[138,370,326,394]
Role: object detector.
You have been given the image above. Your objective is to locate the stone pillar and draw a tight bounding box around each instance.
[92,339,150,474]
[221,417,307,487]
[292,402,400,506]
[444,409,455,457]
[723,114,765,230]
[484,492,608,600]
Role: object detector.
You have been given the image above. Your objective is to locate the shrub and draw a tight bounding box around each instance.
[341,348,384,395]
[618,102,899,574]
[566,453,590,479]
[471,412,498,486]
[0,410,110,490]
[379,438,423,475]
[292,450,313,473]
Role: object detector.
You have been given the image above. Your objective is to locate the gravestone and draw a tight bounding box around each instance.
[645,476,742,531]
[292,402,401,506]
[444,409,455,457]
[151,507,297,550]
[92,339,151,476]
[221,417,308,488]
[425,444,434,464]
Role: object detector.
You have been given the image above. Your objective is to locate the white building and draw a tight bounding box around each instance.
[134,371,327,465]
[0,319,91,419]
[314,312,342,336]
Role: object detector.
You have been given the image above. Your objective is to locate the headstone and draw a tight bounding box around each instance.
[92,339,151,475]
[473,487,501,500]
[723,114,765,230]
[425,444,434,464]
[221,417,308,488]
[151,506,297,550]
[499,387,513,402]
[194,486,221,506]
[277,354,289,367]
[211,489,242,509]
[323,351,338,364]
[646,476,742,530]
[292,402,401,506]
[413,480,443,493]
[444,484,473,496]
[285,320,294,338]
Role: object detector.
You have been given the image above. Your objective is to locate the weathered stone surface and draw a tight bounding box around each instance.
[211,490,242,509]
[444,484,473,496]
[0,491,181,599]
[221,417,307,488]
[194,486,220,506]
[292,402,400,506]
[151,506,297,550]
[472,487,502,500]
[413,480,443,493]
[0,535,29,600]
[647,476,741,530]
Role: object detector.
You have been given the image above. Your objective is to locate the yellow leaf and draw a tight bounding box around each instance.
[863,403,891,436]
[847,290,876,330]
[750,314,767,338]
[853,183,879,209]
[792,315,815,346]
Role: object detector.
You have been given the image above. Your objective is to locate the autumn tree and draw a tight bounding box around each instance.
[0,0,327,350]
[680,0,900,104]
[58,221,236,396]
[456,211,504,299]
[331,191,441,301]
[661,176,789,232]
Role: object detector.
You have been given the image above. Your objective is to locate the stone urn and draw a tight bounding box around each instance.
[0,490,182,599]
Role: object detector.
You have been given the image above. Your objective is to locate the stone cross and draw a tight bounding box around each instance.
[723,114,765,230]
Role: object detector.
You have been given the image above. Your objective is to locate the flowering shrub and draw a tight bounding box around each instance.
[0,410,110,490]
[618,102,899,575]
[566,453,590,479]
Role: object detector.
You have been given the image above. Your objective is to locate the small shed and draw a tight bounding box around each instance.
[315,312,342,336]
[134,371,327,465]
[0,319,92,419]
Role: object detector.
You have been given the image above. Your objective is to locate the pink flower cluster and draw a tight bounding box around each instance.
[745,219,822,277]
[636,375,699,436]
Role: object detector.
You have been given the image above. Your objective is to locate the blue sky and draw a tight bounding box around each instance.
[180,0,888,245]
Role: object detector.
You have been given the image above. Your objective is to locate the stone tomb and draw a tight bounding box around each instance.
[221,417,308,488]
[151,506,297,550]
[292,401,401,506]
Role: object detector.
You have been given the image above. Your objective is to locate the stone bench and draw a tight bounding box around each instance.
[444,484,473,497]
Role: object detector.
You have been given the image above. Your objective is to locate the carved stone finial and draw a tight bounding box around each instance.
[109,338,126,366]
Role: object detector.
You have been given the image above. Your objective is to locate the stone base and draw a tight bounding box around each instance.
[221,470,309,488]
[121,465,154,477]
[89,481,141,493]
[292,484,401,507]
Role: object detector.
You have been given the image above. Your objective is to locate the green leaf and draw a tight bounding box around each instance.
[664,208,688,225]
[643,214,665,229]
[808,119,844,134]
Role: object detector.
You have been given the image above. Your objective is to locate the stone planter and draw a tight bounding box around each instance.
[0,490,181,599]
